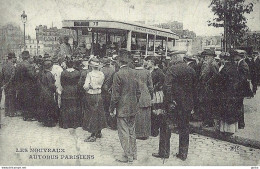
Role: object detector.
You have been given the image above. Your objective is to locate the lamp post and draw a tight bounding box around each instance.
[35,27,39,56]
[21,11,27,50]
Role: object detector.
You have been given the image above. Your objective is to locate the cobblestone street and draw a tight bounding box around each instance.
[0,112,260,166]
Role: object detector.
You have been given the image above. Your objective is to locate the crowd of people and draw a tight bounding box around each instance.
[0,48,259,163]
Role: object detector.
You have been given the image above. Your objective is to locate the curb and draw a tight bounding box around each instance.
[190,124,260,149]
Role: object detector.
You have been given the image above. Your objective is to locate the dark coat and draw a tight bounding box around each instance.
[38,70,57,126]
[15,60,38,114]
[217,61,240,124]
[237,59,252,98]
[101,66,115,92]
[254,56,260,84]
[151,67,165,92]
[164,61,197,112]
[134,68,153,108]
[199,59,219,100]
[109,66,141,117]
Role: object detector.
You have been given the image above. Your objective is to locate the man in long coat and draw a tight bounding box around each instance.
[15,51,37,121]
[109,50,140,163]
[162,54,197,161]
[234,52,250,129]
[2,53,16,117]
[199,50,219,127]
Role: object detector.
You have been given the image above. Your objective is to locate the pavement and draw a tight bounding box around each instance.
[190,88,260,149]
[0,112,260,166]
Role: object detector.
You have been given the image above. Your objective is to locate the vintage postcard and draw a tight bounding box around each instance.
[0,0,260,167]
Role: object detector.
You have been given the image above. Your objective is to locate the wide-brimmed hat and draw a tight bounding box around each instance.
[89,58,100,68]
[7,52,15,59]
[22,51,30,59]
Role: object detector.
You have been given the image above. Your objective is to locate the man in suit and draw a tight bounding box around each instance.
[15,51,38,121]
[234,51,250,129]
[157,54,196,161]
[109,50,140,163]
[199,50,219,127]
[2,53,16,117]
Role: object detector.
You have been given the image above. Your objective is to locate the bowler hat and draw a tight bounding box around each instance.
[43,53,51,59]
[22,51,30,59]
[7,52,15,59]
[43,58,53,69]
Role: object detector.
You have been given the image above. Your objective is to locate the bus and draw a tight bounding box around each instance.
[62,19,179,58]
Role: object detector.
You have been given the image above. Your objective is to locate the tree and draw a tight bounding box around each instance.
[208,0,254,51]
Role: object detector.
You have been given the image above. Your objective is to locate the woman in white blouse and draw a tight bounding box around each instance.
[83,58,107,142]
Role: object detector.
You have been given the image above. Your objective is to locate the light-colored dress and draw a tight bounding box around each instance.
[82,70,107,133]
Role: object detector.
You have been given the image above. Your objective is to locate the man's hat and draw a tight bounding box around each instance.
[144,55,153,61]
[7,52,15,59]
[22,51,30,59]
[201,50,215,57]
[51,56,59,63]
[43,58,53,69]
[82,56,90,61]
[118,50,131,63]
[89,58,100,68]
[184,55,196,61]
[43,53,51,59]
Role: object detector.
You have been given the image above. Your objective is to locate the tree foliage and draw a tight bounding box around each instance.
[208,0,254,48]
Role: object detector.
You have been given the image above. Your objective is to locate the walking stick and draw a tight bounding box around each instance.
[163,114,166,164]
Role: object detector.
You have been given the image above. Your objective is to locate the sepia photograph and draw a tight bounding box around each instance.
[0,0,260,167]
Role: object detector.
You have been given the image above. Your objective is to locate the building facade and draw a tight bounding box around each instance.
[25,36,44,56]
[35,25,76,56]
[0,24,23,60]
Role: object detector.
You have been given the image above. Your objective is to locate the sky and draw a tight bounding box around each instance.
[0,0,259,38]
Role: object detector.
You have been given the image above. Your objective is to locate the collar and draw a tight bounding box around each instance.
[120,65,128,69]
[135,66,144,70]
[66,68,75,72]
[187,61,193,65]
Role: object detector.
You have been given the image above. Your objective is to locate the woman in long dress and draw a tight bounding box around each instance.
[134,58,153,140]
[83,58,107,142]
[78,58,90,122]
[59,58,81,129]
[38,59,58,127]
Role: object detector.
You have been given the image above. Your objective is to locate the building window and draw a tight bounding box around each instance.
[38,46,40,49]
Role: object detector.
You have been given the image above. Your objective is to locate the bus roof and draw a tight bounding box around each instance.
[62,19,179,40]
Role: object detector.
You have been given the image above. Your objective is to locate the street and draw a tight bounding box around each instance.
[0,113,260,166]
